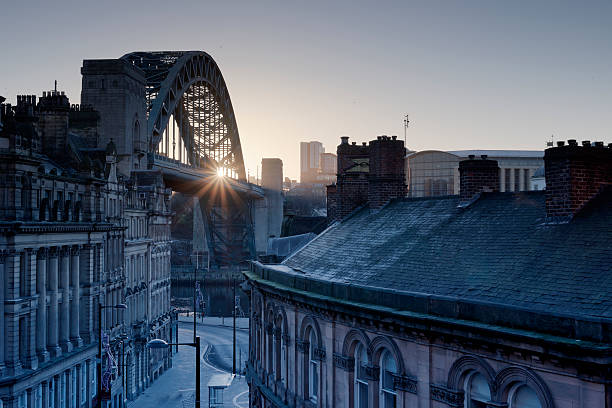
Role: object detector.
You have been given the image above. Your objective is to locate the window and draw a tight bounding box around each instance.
[35,385,43,408]
[71,367,77,408]
[514,169,520,192]
[524,169,530,191]
[464,372,490,408]
[281,336,287,386]
[354,344,368,408]
[60,373,66,408]
[509,385,542,408]
[379,350,397,408]
[504,169,511,192]
[308,331,319,403]
[91,365,97,398]
[49,378,55,408]
[80,365,87,404]
[17,391,26,408]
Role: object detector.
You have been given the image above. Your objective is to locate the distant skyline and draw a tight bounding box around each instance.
[1,0,611,179]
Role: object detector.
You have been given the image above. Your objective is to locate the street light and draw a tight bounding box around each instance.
[147,336,201,408]
[98,303,128,408]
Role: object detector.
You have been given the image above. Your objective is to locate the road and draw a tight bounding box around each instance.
[128,319,249,408]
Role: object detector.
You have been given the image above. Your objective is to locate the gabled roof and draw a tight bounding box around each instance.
[281,189,612,320]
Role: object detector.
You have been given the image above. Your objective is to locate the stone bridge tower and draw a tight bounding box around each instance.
[81,59,147,175]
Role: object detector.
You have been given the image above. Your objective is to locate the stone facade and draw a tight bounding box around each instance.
[245,142,612,408]
[0,89,174,408]
[245,264,609,408]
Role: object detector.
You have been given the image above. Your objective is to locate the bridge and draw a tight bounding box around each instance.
[80,51,281,269]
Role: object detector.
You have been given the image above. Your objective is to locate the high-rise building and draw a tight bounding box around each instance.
[300,141,324,183]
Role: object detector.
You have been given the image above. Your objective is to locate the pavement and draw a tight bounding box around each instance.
[128,317,249,408]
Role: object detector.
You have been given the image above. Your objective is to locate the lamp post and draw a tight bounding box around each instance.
[147,336,201,408]
[97,303,127,408]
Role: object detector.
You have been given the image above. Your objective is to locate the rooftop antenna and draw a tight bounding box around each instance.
[546,134,554,148]
[403,114,410,145]
[54,80,57,93]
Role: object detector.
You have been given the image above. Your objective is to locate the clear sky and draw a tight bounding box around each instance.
[1,0,611,180]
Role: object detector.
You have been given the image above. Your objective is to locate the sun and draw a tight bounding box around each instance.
[216,167,224,177]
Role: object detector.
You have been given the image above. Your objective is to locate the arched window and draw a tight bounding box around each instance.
[464,372,491,408]
[281,332,287,386]
[379,350,397,408]
[308,331,319,403]
[509,385,542,408]
[354,344,368,408]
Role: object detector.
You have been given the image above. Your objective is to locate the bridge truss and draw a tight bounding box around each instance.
[121,51,256,268]
[121,51,246,180]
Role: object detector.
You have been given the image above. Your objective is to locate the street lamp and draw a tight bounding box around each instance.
[147,336,201,408]
[98,303,127,408]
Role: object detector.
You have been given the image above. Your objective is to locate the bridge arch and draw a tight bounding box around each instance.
[121,51,246,180]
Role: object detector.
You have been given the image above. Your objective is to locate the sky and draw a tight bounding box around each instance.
[1,1,611,180]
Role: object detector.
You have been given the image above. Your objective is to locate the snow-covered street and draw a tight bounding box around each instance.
[128,318,249,408]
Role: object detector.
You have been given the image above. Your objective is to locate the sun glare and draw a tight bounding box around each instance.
[216,167,224,177]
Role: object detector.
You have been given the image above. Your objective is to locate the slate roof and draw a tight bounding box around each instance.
[281,189,612,320]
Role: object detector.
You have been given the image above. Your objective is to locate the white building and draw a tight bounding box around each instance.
[406,150,544,197]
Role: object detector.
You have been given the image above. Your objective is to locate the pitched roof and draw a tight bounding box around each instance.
[282,189,612,320]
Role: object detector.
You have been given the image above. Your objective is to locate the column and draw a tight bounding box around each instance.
[499,168,506,192]
[509,168,515,192]
[36,248,49,362]
[59,247,72,352]
[519,168,525,191]
[0,251,7,376]
[4,250,22,374]
[71,245,83,347]
[48,247,61,357]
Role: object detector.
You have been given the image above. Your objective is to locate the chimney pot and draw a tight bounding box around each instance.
[362,142,366,146]
[392,135,397,140]
[568,139,578,146]
[595,141,604,147]
[481,154,488,160]
[340,136,349,145]
[557,141,565,147]
[377,136,382,141]
[582,140,591,147]
[469,154,475,160]
[352,142,356,145]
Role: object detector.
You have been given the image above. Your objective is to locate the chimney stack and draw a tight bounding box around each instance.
[544,140,612,218]
[329,135,407,222]
[368,135,406,209]
[334,136,370,220]
[459,156,500,203]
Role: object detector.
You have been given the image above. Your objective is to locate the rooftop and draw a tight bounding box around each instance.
[251,188,612,345]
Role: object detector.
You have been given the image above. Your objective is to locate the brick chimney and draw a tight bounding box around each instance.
[368,135,406,209]
[334,136,370,220]
[544,139,612,218]
[328,135,407,222]
[459,155,500,203]
[37,90,70,158]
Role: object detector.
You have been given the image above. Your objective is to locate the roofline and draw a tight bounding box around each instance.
[248,261,612,349]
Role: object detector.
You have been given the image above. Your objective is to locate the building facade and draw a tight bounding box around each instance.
[246,140,611,408]
[406,150,543,198]
[300,142,325,184]
[0,87,174,407]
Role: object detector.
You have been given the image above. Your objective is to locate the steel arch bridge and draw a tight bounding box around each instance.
[121,51,247,180]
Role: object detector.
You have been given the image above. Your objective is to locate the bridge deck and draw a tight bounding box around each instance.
[151,154,264,198]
